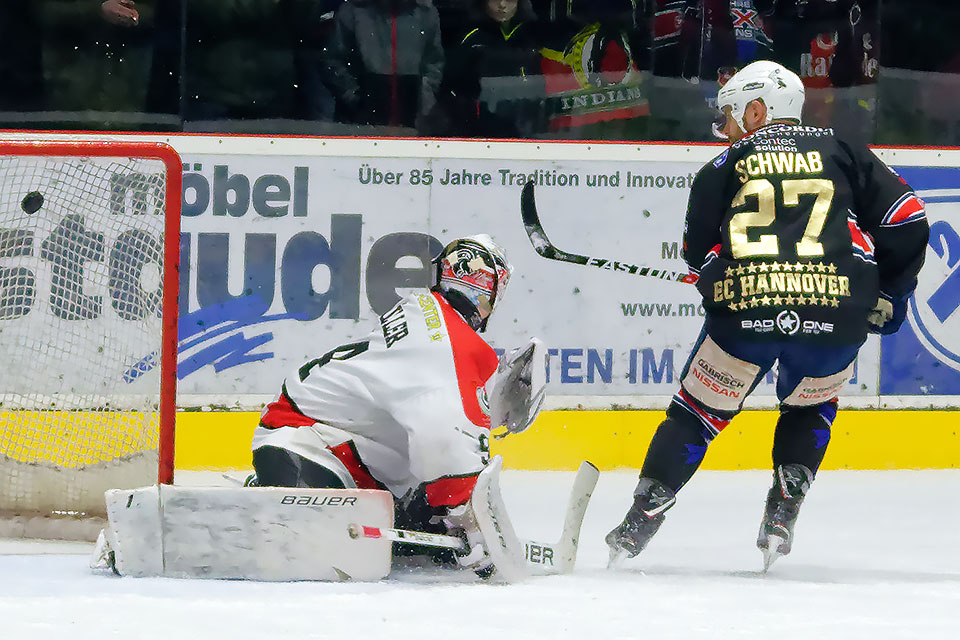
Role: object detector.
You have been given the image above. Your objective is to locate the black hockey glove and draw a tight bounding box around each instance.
[867,291,909,335]
[395,488,459,566]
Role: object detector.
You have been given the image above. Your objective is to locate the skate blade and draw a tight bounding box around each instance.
[760,534,786,573]
[607,545,630,569]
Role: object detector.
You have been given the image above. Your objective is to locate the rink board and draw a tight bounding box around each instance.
[1,134,957,473]
[175,410,959,472]
[4,133,959,407]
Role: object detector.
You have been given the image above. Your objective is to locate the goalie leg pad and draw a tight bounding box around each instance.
[92,486,394,581]
[470,455,527,582]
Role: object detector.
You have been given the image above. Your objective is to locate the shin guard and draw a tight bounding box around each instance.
[772,401,837,475]
[640,399,729,493]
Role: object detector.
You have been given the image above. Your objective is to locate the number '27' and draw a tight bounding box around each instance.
[729,178,835,259]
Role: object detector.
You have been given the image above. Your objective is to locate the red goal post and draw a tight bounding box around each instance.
[0,139,180,539]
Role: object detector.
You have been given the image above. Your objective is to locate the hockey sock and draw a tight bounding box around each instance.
[772,402,837,476]
[252,446,347,488]
[640,401,720,493]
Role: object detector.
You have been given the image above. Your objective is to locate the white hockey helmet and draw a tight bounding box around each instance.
[433,234,513,332]
[716,60,805,134]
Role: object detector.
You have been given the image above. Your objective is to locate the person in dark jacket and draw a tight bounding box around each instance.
[439,0,542,137]
[324,0,444,129]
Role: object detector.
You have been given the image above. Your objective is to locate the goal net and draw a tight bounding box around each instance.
[0,140,180,540]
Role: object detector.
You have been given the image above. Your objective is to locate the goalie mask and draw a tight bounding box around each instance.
[434,234,513,332]
[714,60,805,139]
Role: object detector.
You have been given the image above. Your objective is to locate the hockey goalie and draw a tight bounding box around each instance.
[92,234,579,582]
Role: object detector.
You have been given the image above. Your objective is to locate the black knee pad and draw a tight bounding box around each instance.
[252,446,346,489]
[772,401,837,474]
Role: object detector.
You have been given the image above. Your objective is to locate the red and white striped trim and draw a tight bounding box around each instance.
[880,193,926,228]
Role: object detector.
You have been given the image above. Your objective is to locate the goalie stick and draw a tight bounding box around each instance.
[352,460,600,575]
[349,524,466,549]
[520,181,698,284]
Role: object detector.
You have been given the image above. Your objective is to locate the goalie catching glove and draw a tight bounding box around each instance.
[488,337,547,438]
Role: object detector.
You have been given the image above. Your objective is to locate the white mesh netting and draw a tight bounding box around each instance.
[0,150,173,538]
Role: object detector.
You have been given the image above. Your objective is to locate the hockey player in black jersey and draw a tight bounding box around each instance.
[606,60,930,571]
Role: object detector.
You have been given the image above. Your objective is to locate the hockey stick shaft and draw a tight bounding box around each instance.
[347,527,572,564]
[521,180,698,284]
[547,460,599,574]
[349,523,467,550]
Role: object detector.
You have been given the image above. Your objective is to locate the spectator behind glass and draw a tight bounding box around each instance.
[437,0,542,137]
[183,0,313,132]
[645,1,773,143]
[694,1,774,83]
[435,0,475,50]
[765,0,879,144]
[32,1,158,129]
[296,1,347,122]
[323,0,444,131]
[648,1,697,78]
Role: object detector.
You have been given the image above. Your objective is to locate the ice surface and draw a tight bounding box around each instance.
[2,469,958,639]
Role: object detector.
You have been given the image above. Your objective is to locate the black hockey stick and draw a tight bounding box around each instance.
[520,181,697,284]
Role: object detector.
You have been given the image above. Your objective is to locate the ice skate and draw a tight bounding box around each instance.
[606,478,676,568]
[757,463,813,572]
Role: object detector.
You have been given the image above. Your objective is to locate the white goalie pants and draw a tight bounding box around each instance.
[252,424,360,489]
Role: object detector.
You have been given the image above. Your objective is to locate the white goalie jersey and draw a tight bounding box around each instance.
[253,289,499,509]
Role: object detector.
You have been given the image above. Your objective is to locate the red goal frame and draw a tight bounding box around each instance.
[0,139,181,485]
